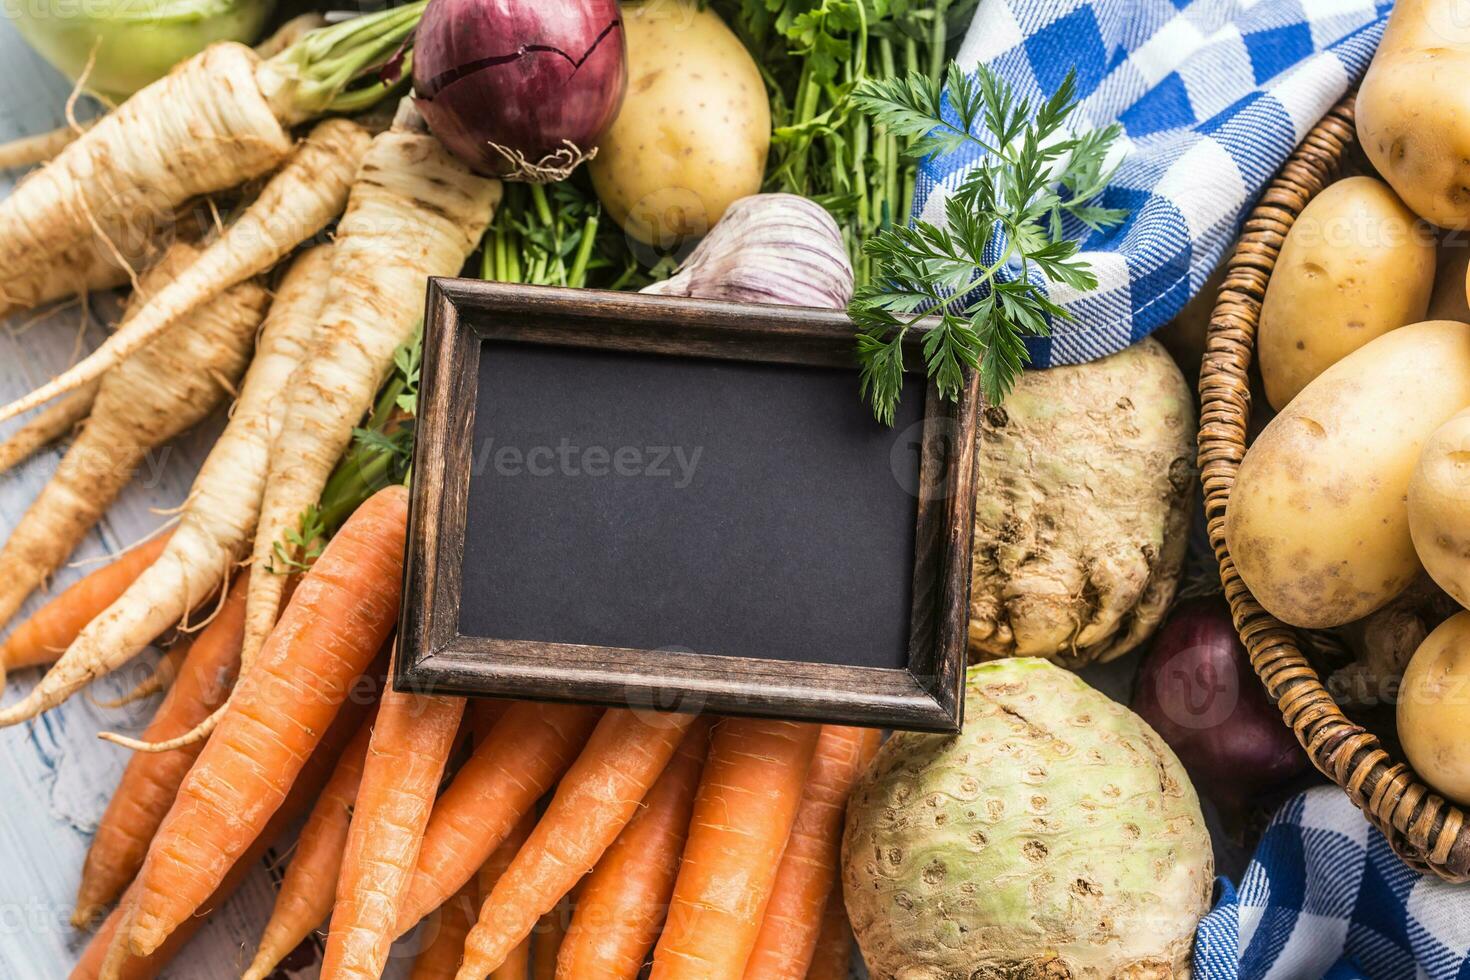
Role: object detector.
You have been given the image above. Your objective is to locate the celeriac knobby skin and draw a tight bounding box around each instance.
[0,243,266,650]
[1228,320,1470,630]
[589,0,769,247]
[967,336,1195,666]
[1258,176,1436,411]
[842,659,1213,979]
[1358,0,1470,230]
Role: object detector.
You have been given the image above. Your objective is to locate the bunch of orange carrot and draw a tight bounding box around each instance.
[16,483,875,980]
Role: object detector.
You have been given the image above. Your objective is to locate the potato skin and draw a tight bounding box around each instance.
[589,1,769,246]
[1258,177,1434,410]
[1357,0,1470,229]
[1399,611,1470,805]
[1409,409,1470,607]
[1227,321,1470,629]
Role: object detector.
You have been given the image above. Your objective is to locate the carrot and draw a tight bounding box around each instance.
[394,703,601,935]
[240,122,500,691]
[122,485,408,957]
[0,531,169,690]
[71,577,248,927]
[7,246,333,732]
[557,721,710,980]
[456,710,702,978]
[803,888,852,980]
[2,120,369,419]
[0,381,97,475]
[410,879,481,980]
[480,813,536,980]
[650,720,822,980]
[532,898,571,980]
[321,670,466,979]
[0,243,266,655]
[240,707,377,980]
[741,726,881,980]
[72,690,372,980]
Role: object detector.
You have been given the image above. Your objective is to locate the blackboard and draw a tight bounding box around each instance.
[398,280,979,732]
[457,341,924,669]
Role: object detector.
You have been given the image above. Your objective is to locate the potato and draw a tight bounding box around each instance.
[1426,243,1470,322]
[1258,177,1434,410]
[1398,611,1470,804]
[1226,321,1470,629]
[589,1,769,247]
[1409,408,1470,607]
[1357,0,1470,229]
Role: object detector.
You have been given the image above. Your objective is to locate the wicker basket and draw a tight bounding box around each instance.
[1198,93,1470,882]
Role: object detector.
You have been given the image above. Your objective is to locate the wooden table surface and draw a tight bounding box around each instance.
[0,24,421,979]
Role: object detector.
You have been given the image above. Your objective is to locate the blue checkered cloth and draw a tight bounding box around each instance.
[1194,788,1470,979]
[925,0,1391,367]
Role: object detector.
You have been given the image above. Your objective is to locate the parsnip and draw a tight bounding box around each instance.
[0,243,267,720]
[0,119,369,423]
[0,248,332,728]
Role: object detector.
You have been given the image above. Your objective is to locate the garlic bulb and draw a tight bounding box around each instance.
[642,193,853,310]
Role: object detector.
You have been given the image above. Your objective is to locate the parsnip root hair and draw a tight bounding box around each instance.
[0,43,292,317]
[83,246,336,751]
[235,123,501,720]
[0,118,369,424]
[0,122,86,172]
[0,380,98,476]
[0,243,269,725]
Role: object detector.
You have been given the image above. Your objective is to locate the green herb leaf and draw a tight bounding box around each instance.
[850,64,1126,423]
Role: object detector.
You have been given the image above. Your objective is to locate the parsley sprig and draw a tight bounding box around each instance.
[850,63,1126,424]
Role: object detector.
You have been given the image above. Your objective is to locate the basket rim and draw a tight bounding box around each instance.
[1198,92,1470,883]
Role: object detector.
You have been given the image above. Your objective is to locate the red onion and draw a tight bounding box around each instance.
[412,0,627,179]
[1131,597,1309,811]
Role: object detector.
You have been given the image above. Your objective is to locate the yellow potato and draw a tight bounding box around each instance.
[589,0,770,247]
[1227,321,1470,629]
[1399,611,1470,804]
[1409,408,1470,607]
[1258,177,1434,410]
[1426,242,1470,322]
[1357,0,1470,228]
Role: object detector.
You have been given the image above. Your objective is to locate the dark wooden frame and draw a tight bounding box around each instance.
[396,279,980,732]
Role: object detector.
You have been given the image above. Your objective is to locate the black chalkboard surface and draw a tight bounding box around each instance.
[458,341,924,670]
[398,280,980,732]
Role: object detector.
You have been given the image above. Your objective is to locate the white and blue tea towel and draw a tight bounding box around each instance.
[924,0,1392,367]
[1194,788,1470,979]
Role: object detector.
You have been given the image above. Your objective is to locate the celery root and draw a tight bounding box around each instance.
[0,119,369,423]
[0,381,98,476]
[0,244,267,718]
[0,249,330,728]
[237,122,500,714]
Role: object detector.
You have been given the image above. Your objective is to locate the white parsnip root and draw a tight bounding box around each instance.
[0,381,98,476]
[0,248,332,729]
[0,122,87,172]
[0,118,370,423]
[0,44,293,304]
[0,244,267,716]
[226,123,500,742]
